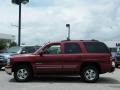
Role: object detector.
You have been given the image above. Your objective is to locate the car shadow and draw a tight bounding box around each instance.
[0,69,4,71]
[98,77,120,84]
[117,67,120,69]
[9,76,120,84]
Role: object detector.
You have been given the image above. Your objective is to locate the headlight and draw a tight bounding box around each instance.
[0,55,5,60]
[7,58,11,65]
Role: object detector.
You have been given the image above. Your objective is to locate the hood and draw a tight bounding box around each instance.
[0,53,18,60]
[11,53,34,58]
[10,54,36,62]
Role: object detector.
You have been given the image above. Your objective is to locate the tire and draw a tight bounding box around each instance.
[14,65,33,82]
[81,66,99,83]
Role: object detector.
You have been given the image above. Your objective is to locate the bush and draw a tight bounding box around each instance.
[0,40,8,50]
[9,42,17,47]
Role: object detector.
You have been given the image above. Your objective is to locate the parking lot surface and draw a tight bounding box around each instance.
[0,68,120,90]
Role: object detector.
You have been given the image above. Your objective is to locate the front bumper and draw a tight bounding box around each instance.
[0,61,7,67]
[5,65,12,75]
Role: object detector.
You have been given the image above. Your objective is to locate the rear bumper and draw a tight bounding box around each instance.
[5,65,12,75]
[110,62,115,72]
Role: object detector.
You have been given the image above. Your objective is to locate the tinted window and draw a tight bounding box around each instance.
[22,47,36,53]
[64,43,81,54]
[84,42,109,53]
[43,45,61,54]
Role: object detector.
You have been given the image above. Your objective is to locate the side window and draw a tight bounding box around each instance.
[64,43,81,54]
[84,42,109,53]
[21,47,28,54]
[43,44,61,54]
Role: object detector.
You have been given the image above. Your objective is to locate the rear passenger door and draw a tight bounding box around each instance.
[62,42,82,74]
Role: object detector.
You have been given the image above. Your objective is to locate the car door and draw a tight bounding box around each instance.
[61,42,82,74]
[35,43,63,74]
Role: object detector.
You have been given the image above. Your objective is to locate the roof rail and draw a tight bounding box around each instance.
[91,39,99,41]
[61,40,71,42]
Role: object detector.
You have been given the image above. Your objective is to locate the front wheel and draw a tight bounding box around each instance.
[14,65,33,82]
[81,66,99,83]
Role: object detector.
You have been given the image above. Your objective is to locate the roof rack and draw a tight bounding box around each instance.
[61,39,99,42]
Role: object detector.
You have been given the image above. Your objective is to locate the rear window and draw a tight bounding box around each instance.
[84,42,109,53]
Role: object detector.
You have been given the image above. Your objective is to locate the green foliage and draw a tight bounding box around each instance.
[9,42,17,47]
[0,40,8,50]
[0,40,17,50]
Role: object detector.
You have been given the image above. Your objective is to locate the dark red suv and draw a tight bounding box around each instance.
[5,40,115,83]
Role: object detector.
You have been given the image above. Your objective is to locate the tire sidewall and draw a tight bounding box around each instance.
[81,66,99,83]
[14,65,32,82]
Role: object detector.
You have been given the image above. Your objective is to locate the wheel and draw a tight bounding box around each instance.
[14,65,33,82]
[81,66,99,83]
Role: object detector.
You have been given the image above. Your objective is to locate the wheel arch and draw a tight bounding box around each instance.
[80,62,101,74]
[12,62,33,73]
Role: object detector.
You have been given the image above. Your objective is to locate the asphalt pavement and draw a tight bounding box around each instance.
[0,68,120,90]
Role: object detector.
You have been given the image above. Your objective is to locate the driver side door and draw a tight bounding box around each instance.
[35,43,63,74]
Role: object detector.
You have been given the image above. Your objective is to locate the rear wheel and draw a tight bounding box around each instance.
[14,65,33,82]
[81,66,99,83]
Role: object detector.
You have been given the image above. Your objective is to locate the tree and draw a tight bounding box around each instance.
[0,40,8,50]
[9,42,17,47]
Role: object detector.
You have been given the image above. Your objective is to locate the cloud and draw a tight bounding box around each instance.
[28,0,55,7]
[0,0,120,46]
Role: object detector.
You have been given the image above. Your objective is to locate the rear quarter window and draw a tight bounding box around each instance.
[84,42,110,53]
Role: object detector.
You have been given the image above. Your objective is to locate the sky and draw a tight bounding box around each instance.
[0,0,120,46]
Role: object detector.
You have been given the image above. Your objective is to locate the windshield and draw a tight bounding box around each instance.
[4,47,21,53]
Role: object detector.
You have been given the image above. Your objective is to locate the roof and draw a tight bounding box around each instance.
[61,40,99,42]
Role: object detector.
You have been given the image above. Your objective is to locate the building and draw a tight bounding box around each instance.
[104,40,120,52]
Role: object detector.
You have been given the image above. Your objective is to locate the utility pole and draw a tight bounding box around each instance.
[18,1,21,46]
[11,0,29,46]
[66,24,71,40]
